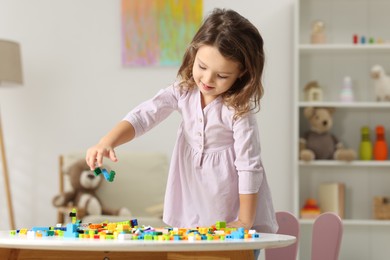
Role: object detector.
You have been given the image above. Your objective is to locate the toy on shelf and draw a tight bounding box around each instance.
[359,126,373,160]
[353,34,388,44]
[339,76,354,102]
[370,65,390,102]
[301,198,321,219]
[353,34,358,44]
[318,182,345,219]
[373,196,390,220]
[10,209,262,241]
[374,125,388,160]
[304,81,323,102]
[310,20,326,44]
[299,107,356,161]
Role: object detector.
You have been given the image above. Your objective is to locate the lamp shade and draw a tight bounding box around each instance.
[0,39,23,85]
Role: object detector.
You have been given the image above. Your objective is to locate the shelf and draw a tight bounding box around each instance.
[298,102,390,108]
[296,0,390,258]
[299,44,390,54]
[300,219,390,227]
[299,160,390,167]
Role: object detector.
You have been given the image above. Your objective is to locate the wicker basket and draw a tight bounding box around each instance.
[373,196,390,220]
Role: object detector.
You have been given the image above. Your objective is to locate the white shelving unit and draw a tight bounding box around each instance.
[294,1,390,259]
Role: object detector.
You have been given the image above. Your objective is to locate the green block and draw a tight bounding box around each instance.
[216,221,226,229]
[108,170,116,182]
[94,167,102,176]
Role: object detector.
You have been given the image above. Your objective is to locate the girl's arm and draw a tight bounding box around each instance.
[227,193,258,230]
[230,112,263,230]
[86,84,179,170]
[86,121,135,170]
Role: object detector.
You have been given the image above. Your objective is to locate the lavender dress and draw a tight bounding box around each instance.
[124,82,277,233]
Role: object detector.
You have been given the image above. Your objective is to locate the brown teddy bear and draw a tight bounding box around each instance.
[52,159,131,219]
[299,107,356,161]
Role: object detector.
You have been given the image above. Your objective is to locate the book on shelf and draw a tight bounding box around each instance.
[318,182,345,218]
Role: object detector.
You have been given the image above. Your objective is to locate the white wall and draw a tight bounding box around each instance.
[0,0,294,229]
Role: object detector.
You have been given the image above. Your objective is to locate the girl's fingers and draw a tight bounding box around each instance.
[86,149,98,170]
[109,149,118,162]
[96,151,104,167]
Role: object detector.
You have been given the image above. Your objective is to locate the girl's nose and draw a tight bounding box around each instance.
[203,72,214,84]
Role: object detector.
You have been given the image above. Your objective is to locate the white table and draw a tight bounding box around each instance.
[0,231,296,260]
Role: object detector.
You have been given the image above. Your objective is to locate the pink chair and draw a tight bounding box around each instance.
[311,212,343,260]
[265,211,299,260]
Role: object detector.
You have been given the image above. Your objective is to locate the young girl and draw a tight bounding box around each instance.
[86,8,278,234]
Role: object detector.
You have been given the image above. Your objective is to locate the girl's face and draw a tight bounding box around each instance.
[192,45,242,107]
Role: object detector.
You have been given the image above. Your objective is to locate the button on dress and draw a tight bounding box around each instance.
[124,82,278,233]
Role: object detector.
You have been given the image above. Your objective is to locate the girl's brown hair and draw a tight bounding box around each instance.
[178,8,265,119]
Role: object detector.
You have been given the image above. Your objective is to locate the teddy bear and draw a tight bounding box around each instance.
[299,107,356,161]
[52,159,131,219]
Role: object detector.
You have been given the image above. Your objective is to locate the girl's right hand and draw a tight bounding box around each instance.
[85,144,118,170]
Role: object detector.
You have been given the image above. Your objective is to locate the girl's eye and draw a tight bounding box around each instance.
[199,64,206,70]
[218,75,228,79]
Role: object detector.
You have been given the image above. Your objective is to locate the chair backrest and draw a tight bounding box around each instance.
[265,211,300,260]
[311,212,343,260]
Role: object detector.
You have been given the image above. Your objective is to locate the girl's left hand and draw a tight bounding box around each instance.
[227,219,252,230]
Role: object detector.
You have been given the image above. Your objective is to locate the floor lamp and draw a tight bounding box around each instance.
[0,39,23,230]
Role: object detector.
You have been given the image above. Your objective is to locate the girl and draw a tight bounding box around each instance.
[86,8,277,234]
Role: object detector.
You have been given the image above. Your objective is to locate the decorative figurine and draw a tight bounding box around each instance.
[353,34,358,44]
[359,126,373,160]
[301,198,321,219]
[310,20,326,44]
[339,76,354,102]
[370,65,390,101]
[374,125,388,160]
[304,81,323,102]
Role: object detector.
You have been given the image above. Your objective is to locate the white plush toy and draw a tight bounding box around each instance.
[371,65,390,101]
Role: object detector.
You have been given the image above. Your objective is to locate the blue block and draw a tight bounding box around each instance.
[130,219,138,227]
[32,227,50,232]
[102,168,115,182]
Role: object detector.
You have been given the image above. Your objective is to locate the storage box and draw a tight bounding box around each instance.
[318,182,345,218]
[373,196,390,220]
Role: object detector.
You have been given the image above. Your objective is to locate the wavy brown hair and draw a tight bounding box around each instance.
[178,8,265,119]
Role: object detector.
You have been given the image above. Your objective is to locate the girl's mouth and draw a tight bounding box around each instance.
[201,82,214,91]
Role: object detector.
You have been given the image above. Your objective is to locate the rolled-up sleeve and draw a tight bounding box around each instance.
[233,113,264,194]
[123,84,179,137]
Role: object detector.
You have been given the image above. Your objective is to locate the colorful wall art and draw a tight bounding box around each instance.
[121,0,203,66]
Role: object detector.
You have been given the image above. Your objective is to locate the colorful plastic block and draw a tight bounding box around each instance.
[10,208,263,243]
[94,167,116,182]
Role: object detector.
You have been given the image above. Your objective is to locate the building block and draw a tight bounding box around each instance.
[94,167,116,182]
[9,210,263,242]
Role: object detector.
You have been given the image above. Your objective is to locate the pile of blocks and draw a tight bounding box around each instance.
[10,210,261,241]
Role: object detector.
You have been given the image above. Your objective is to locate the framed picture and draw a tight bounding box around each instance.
[121,0,203,66]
